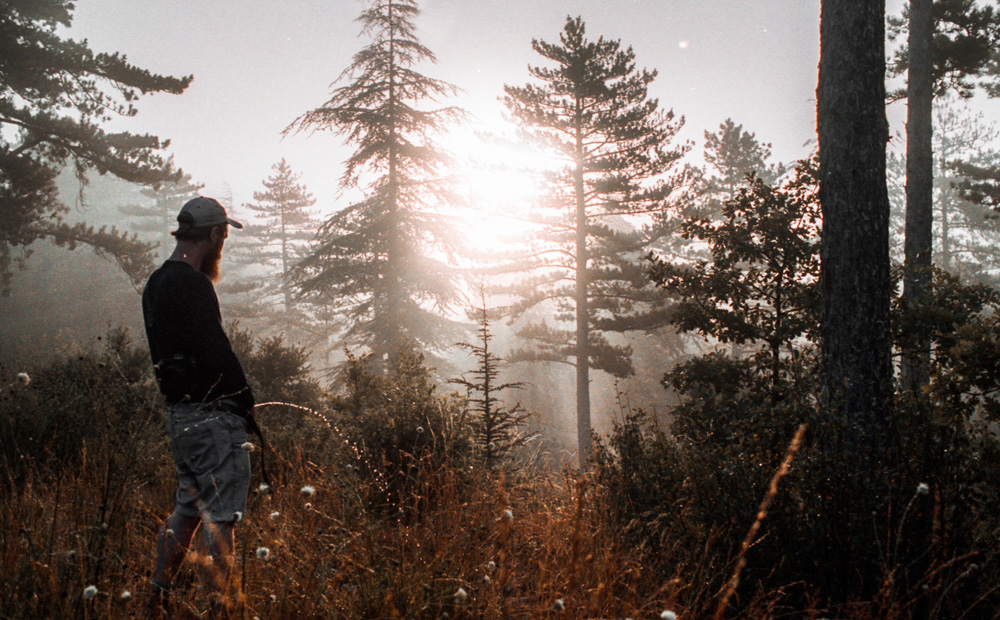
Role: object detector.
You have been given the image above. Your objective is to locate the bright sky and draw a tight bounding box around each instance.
[65,0,991,224]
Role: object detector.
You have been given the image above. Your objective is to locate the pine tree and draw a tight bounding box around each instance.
[502,16,689,468]
[703,118,786,207]
[453,292,534,470]
[816,0,894,597]
[0,0,191,293]
[245,158,317,312]
[117,163,203,261]
[888,0,1000,389]
[285,0,465,364]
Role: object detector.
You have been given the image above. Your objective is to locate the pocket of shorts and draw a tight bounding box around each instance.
[172,422,223,475]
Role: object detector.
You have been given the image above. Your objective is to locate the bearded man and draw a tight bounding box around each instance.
[140,196,255,618]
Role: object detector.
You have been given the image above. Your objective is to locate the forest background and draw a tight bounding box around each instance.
[4,0,1000,617]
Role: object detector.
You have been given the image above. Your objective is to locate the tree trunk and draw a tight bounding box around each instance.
[816,0,894,593]
[901,0,935,391]
[574,104,592,470]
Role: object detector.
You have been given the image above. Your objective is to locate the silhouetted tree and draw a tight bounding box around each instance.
[285,0,465,364]
[0,0,191,293]
[502,16,688,468]
[650,160,821,396]
[453,292,534,470]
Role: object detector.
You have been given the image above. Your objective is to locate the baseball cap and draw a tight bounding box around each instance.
[175,196,244,231]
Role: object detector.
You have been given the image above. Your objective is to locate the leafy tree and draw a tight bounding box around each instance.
[244,158,318,313]
[649,160,821,396]
[0,0,191,293]
[285,0,465,364]
[452,293,534,470]
[816,0,894,597]
[501,16,689,467]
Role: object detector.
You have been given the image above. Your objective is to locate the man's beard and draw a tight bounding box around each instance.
[200,238,224,282]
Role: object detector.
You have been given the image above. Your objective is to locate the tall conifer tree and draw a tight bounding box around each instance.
[245,158,317,313]
[502,16,688,467]
[285,0,465,363]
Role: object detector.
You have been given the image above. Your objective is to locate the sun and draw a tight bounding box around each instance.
[443,124,553,253]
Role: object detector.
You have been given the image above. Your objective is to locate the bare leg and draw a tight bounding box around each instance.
[201,521,237,618]
[152,511,201,586]
[144,512,200,617]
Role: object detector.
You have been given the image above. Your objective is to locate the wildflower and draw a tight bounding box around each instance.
[17,372,30,386]
[416,426,425,434]
[483,575,492,585]
[305,502,313,510]
[121,590,132,601]
[165,529,175,539]
[256,546,270,560]
[270,594,278,603]
[916,482,930,496]
[234,511,244,522]
[83,585,98,599]
[259,483,271,494]
[301,485,316,497]
[553,599,565,611]
[661,611,677,620]
[487,560,496,571]
[345,464,353,471]
[501,508,513,522]
[454,587,468,604]
[269,511,280,520]
[241,442,256,451]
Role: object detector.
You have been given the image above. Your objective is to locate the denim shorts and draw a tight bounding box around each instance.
[165,400,251,523]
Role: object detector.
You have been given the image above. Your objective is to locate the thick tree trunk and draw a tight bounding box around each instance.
[816,0,895,597]
[901,0,935,391]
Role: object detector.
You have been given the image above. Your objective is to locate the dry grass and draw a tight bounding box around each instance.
[0,431,690,619]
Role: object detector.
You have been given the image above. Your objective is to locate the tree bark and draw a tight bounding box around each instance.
[817,0,894,478]
[901,0,935,391]
[574,99,592,470]
[816,0,895,597]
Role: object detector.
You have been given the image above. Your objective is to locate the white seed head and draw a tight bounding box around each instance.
[269,511,280,520]
[483,575,491,585]
[83,585,98,599]
[416,426,425,434]
[661,611,678,620]
[454,587,468,604]
[487,560,496,571]
[121,590,132,601]
[256,546,270,560]
[501,508,514,522]
[165,529,175,539]
[305,502,313,510]
[17,372,30,386]
[270,594,278,603]
[554,599,565,611]
[916,482,930,496]
[234,511,244,522]
[241,442,256,451]
[301,485,316,497]
[258,483,271,494]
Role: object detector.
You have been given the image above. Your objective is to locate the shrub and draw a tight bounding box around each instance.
[329,348,475,514]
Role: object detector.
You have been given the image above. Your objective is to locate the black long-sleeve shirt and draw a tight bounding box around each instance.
[142,260,255,410]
